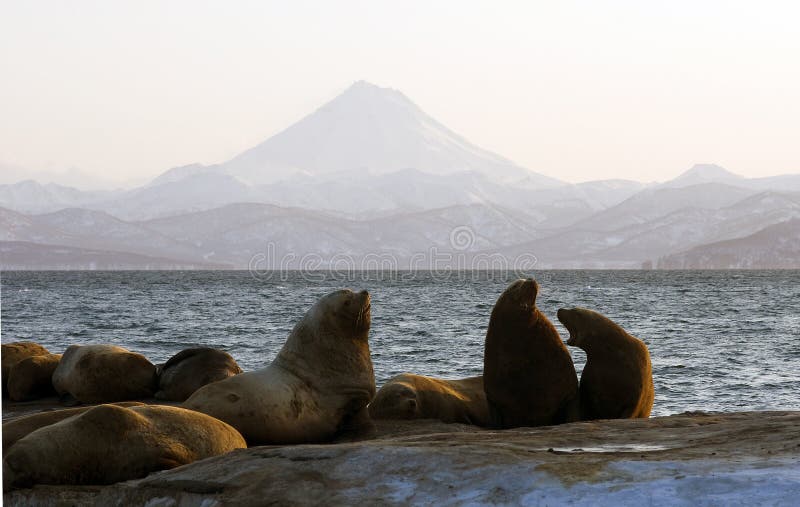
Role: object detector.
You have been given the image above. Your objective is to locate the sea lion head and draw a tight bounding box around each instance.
[558,307,639,352]
[278,288,374,380]
[368,380,419,419]
[491,278,540,324]
[306,289,372,340]
[557,307,599,348]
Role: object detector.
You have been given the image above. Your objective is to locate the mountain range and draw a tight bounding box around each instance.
[1,81,798,269]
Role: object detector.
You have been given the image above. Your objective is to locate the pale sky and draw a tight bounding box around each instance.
[1,0,798,186]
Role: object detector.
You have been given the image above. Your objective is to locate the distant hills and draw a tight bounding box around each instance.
[2,185,799,269]
[0,241,223,270]
[657,219,800,269]
[1,81,799,270]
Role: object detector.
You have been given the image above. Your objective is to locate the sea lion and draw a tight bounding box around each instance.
[2,402,145,454]
[52,345,157,403]
[2,342,50,397]
[155,347,242,401]
[7,354,62,402]
[184,289,375,444]
[483,279,579,428]
[557,307,654,420]
[369,373,489,426]
[3,404,246,490]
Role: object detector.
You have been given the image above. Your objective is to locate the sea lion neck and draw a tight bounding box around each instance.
[489,302,540,334]
[275,321,373,391]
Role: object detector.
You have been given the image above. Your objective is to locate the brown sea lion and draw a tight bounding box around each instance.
[483,279,579,428]
[369,373,489,426]
[3,404,246,490]
[7,354,62,402]
[155,347,242,401]
[2,401,146,454]
[2,342,50,397]
[557,307,654,420]
[185,289,376,445]
[52,345,157,403]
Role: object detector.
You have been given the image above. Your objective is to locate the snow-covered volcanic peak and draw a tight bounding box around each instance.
[222,81,560,186]
[664,163,744,188]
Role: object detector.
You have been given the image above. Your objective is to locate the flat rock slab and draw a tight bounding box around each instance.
[5,411,800,506]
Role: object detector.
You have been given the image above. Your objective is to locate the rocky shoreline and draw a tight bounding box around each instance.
[4,409,799,506]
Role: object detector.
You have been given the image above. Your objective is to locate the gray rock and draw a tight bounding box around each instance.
[5,411,800,506]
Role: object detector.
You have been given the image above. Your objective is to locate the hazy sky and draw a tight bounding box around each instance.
[1,0,798,186]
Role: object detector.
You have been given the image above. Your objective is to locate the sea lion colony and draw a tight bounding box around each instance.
[2,281,654,490]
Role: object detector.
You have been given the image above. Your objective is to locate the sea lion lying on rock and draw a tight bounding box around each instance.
[3,404,246,490]
[155,347,242,401]
[2,342,50,397]
[2,402,146,454]
[558,307,654,419]
[483,279,580,428]
[7,353,62,402]
[52,345,157,403]
[185,289,376,444]
[369,373,489,426]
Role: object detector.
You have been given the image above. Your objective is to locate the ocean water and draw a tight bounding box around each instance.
[1,270,798,417]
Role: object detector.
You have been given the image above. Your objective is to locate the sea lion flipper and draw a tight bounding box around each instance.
[335,406,375,441]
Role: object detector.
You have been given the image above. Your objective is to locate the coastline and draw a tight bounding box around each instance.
[4,408,799,506]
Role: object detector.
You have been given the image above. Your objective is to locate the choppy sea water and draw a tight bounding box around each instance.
[1,270,798,417]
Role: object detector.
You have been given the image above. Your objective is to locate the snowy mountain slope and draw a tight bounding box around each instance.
[661,164,800,192]
[568,183,757,232]
[222,81,561,186]
[657,219,800,269]
[4,185,800,269]
[140,203,366,265]
[590,191,800,264]
[358,203,549,255]
[661,164,744,188]
[491,190,800,268]
[0,164,123,190]
[248,169,545,215]
[113,168,626,221]
[146,164,223,187]
[0,207,72,244]
[0,180,117,214]
[570,179,650,208]
[90,172,255,220]
[0,207,215,264]
[140,202,549,266]
[747,173,800,192]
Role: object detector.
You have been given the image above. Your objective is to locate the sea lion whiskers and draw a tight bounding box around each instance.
[354,292,371,332]
[356,304,365,329]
